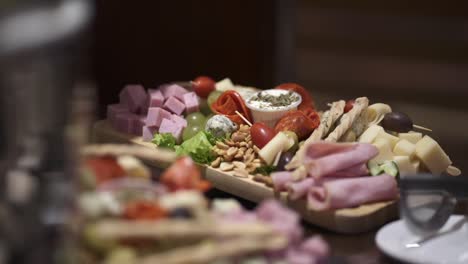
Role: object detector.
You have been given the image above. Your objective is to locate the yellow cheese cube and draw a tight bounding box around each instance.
[393,156,418,177]
[371,138,394,163]
[398,132,422,144]
[358,125,384,143]
[376,130,400,148]
[393,139,416,158]
[415,136,452,175]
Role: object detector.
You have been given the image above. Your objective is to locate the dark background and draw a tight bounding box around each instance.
[92,0,468,175]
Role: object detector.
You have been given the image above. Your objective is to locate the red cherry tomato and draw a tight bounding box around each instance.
[160,157,211,192]
[344,99,355,113]
[123,200,167,220]
[250,122,276,148]
[192,76,216,98]
[85,157,126,185]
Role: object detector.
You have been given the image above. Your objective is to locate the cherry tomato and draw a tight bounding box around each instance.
[274,110,320,140]
[251,122,276,148]
[160,157,211,192]
[344,99,355,113]
[85,157,125,185]
[275,83,315,109]
[192,76,216,98]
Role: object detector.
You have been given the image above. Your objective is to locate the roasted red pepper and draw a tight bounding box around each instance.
[274,110,320,140]
[160,156,211,192]
[85,157,126,185]
[123,200,167,220]
[275,83,315,110]
[211,90,253,125]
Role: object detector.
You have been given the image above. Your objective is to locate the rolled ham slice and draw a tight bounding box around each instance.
[304,142,378,179]
[288,178,316,200]
[332,163,368,178]
[271,171,294,191]
[307,174,398,211]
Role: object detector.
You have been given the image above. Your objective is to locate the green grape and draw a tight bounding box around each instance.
[199,98,212,115]
[182,125,203,141]
[185,112,206,126]
[207,90,223,109]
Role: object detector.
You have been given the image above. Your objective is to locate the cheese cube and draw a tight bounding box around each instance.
[393,156,418,177]
[371,138,394,163]
[398,132,422,144]
[415,136,452,175]
[358,125,384,143]
[376,130,400,148]
[393,139,416,158]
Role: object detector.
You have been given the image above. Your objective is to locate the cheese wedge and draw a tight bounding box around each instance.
[358,125,384,143]
[393,156,418,177]
[371,138,394,163]
[398,132,422,144]
[415,136,452,175]
[393,139,416,158]
[258,132,290,165]
[375,130,400,148]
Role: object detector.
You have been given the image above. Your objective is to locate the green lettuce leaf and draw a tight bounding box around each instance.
[175,131,215,164]
[152,133,176,150]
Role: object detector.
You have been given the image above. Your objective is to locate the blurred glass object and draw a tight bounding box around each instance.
[0,0,93,263]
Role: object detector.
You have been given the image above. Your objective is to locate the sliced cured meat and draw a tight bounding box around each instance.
[271,171,293,191]
[304,141,355,159]
[307,174,398,211]
[304,143,378,179]
[332,163,368,178]
[288,178,316,200]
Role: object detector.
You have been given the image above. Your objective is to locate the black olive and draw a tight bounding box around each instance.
[277,151,295,171]
[169,208,193,219]
[381,112,413,133]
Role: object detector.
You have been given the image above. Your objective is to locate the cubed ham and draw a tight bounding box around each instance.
[183,92,200,114]
[171,114,187,128]
[162,84,188,101]
[146,107,172,128]
[113,112,139,134]
[142,126,158,142]
[107,104,129,123]
[158,118,183,143]
[164,96,186,115]
[119,84,148,113]
[132,116,146,136]
[148,89,164,108]
[158,83,170,95]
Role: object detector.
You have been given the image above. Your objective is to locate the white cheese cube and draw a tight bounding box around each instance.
[398,132,422,144]
[415,136,452,175]
[215,78,235,91]
[393,156,418,177]
[376,130,400,148]
[358,125,384,143]
[371,138,394,163]
[393,139,416,158]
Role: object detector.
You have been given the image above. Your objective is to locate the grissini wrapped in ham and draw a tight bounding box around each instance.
[285,100,345,171]
[307,174,398,211]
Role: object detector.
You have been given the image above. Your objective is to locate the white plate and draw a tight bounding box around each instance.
[376,215,468,264]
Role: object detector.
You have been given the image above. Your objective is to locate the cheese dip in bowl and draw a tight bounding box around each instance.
[246,89,302,127]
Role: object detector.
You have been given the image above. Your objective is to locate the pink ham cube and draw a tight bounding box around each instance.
[132,116,146,135]
[146,107,172,128]
[183,92,200,114]
[164,96,186,115]
[171,114,187,128]
[142,126,158,142]
[148,89,164,108]
[107,104,129,123]
[113,112,139,134]
[162,84,188,101]
[119,84,148,113]
[158,118,183,143]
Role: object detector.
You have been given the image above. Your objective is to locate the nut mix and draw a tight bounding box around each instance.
[210,125,264,178]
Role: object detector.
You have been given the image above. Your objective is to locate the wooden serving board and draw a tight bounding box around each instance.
[93,120,398,234]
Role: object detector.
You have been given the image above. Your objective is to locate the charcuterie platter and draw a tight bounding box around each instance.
[95,77,461,234]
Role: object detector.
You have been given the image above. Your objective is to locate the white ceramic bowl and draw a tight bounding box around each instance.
[245,89,302,127]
